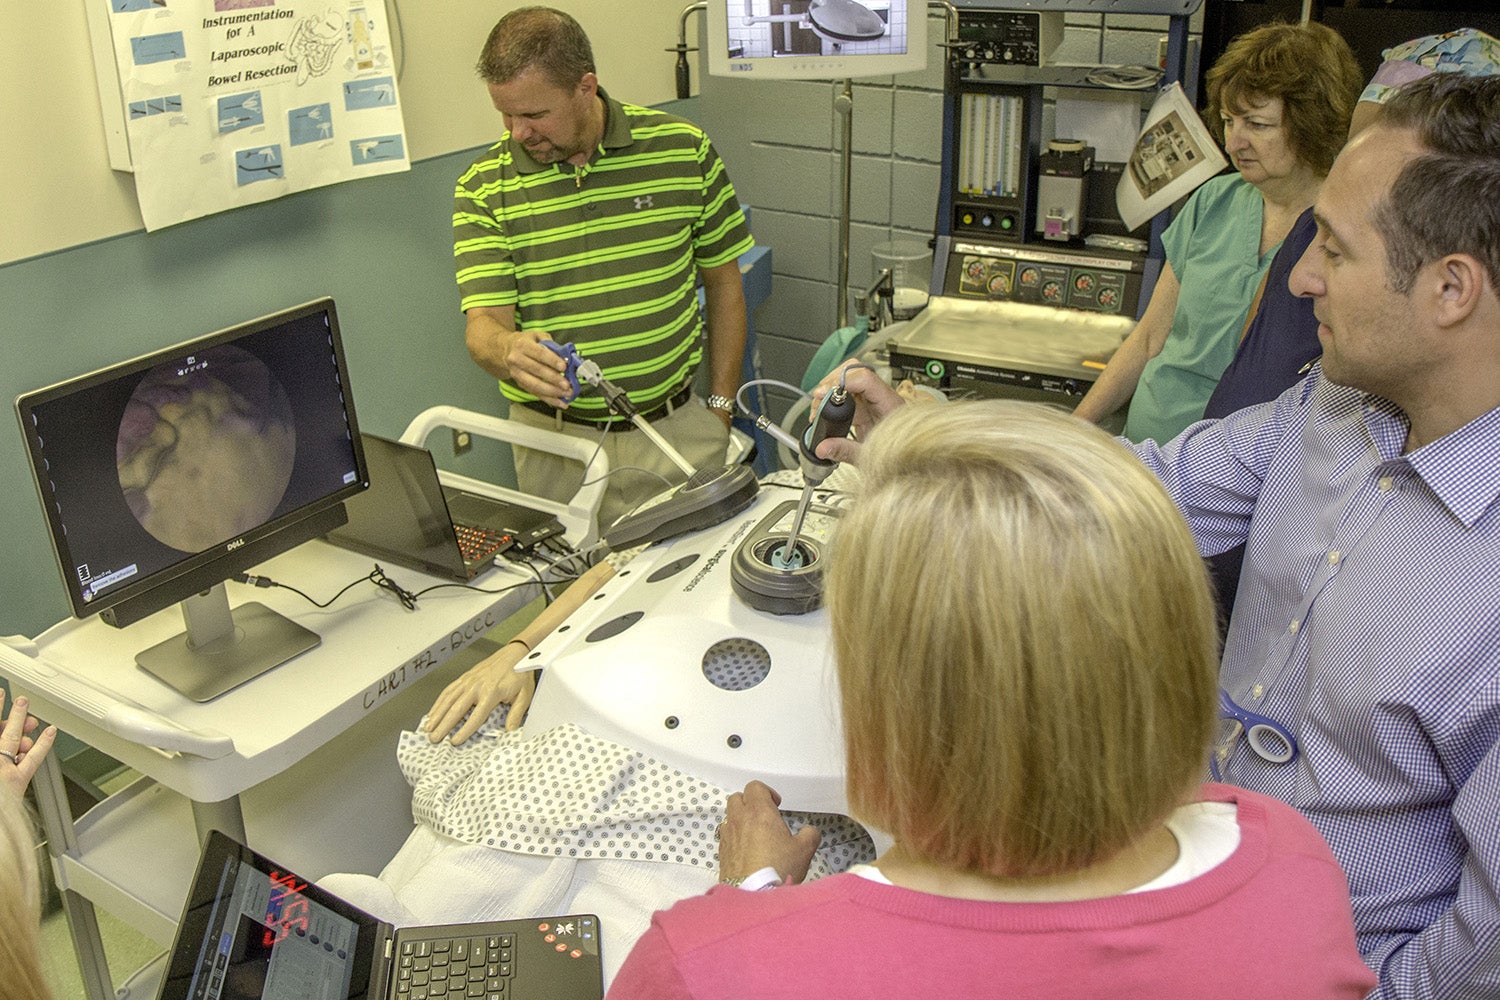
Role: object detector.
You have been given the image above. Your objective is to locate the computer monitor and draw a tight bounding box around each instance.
[15,298,367,702]
[705,0,927,81]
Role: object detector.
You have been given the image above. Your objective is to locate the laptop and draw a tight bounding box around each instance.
[325,433,563,580]
[156,829,604,1000]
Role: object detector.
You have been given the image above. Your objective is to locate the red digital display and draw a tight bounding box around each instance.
[263,870,311,947]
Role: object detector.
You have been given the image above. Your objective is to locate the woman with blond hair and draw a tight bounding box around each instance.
[0,690,58,1000]
[608,401,1373,998]
[0,786,51,1000]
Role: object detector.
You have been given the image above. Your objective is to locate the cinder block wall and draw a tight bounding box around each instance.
[692,9,1203,448]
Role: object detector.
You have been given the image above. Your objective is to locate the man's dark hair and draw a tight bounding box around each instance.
[1373,73,1500,295]
[476,7,595,88]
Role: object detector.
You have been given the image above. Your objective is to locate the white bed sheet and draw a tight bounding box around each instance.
[319,721,872,986]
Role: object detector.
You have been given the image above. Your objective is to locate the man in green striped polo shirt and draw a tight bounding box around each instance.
[455,7,755,531]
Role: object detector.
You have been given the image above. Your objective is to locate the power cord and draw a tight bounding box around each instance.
[234,561,563,612]
[570,414,678,494]
[369,566,418,609]
[579,463,676,492]
[536,539,610,578]
[236,564,416,609]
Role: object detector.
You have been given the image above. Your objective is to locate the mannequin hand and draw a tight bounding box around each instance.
[422,641,537,744]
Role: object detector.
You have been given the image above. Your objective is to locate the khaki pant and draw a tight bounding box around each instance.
[507,395,731,532]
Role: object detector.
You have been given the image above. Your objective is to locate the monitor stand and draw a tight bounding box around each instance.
[135,584,319,702]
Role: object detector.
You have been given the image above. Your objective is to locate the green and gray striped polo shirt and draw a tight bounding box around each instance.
[454,89,754,419]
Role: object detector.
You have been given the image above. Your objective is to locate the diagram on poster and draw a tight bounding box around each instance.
[104,1,409,230]
[1115,83,1225,232]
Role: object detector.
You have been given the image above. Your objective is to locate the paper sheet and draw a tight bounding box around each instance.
[105,1,410,231]
[1115,82,1227,231]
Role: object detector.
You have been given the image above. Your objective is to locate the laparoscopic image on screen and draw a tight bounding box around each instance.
[117,344,298,556]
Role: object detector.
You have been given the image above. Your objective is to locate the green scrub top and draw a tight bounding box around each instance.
[1123,174,1281,443]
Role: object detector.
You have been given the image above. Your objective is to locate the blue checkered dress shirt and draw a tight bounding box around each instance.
[1133,369,1500,1000]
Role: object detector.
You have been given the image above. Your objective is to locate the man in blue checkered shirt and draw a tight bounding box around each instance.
[817,72,1500,1000]
[1129,73,1500,999]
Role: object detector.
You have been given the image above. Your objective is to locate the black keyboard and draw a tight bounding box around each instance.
[394,931,515,999]
[454,524,510,565]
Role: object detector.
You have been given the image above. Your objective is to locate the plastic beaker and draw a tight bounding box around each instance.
[872,240,932,319]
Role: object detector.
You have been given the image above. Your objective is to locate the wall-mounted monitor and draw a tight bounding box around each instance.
[15,298,367,701]
[706,0,927,81]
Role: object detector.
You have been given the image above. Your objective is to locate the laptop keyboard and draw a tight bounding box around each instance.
[453,524,510,565]
[395,932,515,999]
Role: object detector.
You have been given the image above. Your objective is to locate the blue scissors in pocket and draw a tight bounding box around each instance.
[1210,687,1298,781]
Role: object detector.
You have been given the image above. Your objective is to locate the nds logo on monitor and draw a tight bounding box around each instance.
[226,538,246,551]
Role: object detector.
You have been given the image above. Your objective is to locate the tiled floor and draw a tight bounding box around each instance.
[40,901,163,1000]
[39,761,164,1000]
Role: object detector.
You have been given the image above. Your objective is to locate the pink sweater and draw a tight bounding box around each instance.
[607,785,1375,999]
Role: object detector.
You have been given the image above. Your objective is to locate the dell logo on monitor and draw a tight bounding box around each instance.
[226,538,245,551]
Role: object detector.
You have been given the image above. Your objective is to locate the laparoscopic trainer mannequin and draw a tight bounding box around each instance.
[610,401,1373,999]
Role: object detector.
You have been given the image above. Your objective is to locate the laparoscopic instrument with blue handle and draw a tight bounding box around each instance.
[539,340,763,554]
[542,339,697,477]
[540,340,858,573]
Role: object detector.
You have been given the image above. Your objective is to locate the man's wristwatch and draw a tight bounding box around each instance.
[706,394,735,414]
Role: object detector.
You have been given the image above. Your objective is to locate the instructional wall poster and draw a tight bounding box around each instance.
[1116,82,1226,232]
[105,0,409,231]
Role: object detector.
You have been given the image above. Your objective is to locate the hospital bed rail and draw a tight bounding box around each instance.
[398,404,609,549]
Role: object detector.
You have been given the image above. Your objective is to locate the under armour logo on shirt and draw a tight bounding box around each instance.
[634,196,653,210]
